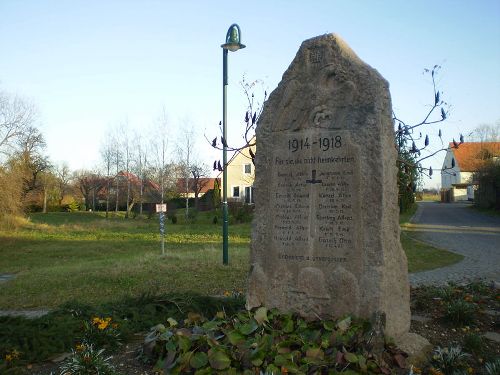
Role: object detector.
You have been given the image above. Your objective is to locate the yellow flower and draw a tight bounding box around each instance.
[98,321,109,330]
[467,367,474,374]
[92,317,101,324]
[5,354,13,362]
[76,343,85,352]
[223,290,231,297]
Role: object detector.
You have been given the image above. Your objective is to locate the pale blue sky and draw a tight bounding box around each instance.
[1,0,499,188]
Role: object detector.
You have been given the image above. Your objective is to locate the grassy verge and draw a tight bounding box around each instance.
[399,203,418,224]
[399,203,463,272]
[400,232,463,273]
[0,209,464,309]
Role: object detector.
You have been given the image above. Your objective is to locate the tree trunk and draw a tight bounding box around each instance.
[43,188,47,213]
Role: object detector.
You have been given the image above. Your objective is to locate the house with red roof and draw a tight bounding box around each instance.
[441,142,500,201]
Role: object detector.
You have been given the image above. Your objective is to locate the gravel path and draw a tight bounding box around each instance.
[407,201,500,286]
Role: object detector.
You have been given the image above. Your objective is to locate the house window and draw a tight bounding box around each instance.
[232,186,240,197]
[245,186,255,204]
[244,163,252,174]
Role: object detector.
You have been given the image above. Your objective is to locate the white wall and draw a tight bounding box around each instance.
[441,148,462,189]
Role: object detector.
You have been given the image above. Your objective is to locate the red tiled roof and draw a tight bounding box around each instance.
[450,142,500,171]
[176,178,220,194]
[116,171,160,190]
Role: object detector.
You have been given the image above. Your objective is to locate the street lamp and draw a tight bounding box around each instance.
[221,24,245,265]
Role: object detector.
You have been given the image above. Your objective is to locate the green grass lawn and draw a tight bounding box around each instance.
[0,212,250,309]
[0,209,463,309]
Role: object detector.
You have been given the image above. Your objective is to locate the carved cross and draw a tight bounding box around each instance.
[306,169,322,184]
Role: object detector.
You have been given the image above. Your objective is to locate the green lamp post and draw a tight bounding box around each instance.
[221,24,245,265]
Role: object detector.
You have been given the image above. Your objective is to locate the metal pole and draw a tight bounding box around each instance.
[222,48,229,265]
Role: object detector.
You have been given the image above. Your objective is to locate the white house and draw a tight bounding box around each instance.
[441,142,500,201]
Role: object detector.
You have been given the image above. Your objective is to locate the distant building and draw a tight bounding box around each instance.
[176,177,220,198]
[220,143,256,204]
[441,142,500,201]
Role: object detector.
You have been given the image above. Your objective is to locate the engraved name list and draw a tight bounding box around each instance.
[271,129,361,269]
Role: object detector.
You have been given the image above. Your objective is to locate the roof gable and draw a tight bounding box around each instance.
[449,142,500,171]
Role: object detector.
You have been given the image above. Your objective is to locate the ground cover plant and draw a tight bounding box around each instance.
[410,282,500,373]
[142,308,408,374]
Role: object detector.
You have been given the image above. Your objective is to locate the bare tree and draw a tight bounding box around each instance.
[75,170,106,211]
[177,125,195,220]
[0,90,37,159]
[15,126,50,199]
[119,123,133,218]
[100,139,114,218]
[469,120,500,142]
[208,77,266,169]
[111,133,123,213]
[190,164,211,210]
[0,88,47,217]
[55,162,71,206]
[132,132,147,215]
[152,109,170,207]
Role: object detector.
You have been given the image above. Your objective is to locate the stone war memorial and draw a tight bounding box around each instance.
[248,34,426,350]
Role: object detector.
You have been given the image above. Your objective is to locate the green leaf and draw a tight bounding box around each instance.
[177,336,191,352]
[344,352,358,363]
[283,317,294,333]
[323,320,335,331]
[258,334,273,352]
[337,316,351,332]
[266,364,280,374]
[190,352,208,369]
[254,306,269,325]
[165,340,176,351]
[208,349,231,370]
[251,356,263,367]
[227,330,245,345]
[238,319,258,335]
[306,347,324,360]
[202,321,219,330]
[194,368,213,375]
[167,317,178,327]
[358,355,367,371]
[274,354,289,366]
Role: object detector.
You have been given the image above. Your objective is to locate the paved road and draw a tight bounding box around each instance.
[406,201,500,286]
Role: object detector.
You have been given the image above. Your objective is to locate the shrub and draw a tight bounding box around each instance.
[444,300,477,326]
[432,345,470,375]
[436,285,458,302]
[229,203,254,223]
[66,201,80,212]
[167,211,177,224]
[82,316,121,351]
[58,343,117,375]
[485,358,500,375]
[463,333,483,354]
[187,208,198,223]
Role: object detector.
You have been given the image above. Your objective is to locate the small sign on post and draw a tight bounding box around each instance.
[156,203,167,255]
[156,203,167,213]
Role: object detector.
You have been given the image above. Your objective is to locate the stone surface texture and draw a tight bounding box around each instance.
[247,34,411,341]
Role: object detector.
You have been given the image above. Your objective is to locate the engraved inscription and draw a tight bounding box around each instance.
[271,129,361,274]
[309,47,324,64]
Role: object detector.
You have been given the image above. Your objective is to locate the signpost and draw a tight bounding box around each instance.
[156,204,167,255]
